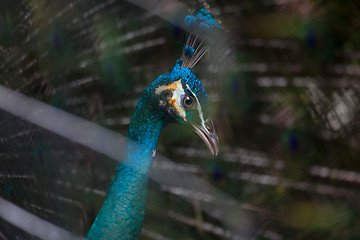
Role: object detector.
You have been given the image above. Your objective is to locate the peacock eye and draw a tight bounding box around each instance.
[182,95,196,109]
[161,90,173,101]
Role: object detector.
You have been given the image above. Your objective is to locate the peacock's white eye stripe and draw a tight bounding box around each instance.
[186,84,205,127]
[155,81,206,124]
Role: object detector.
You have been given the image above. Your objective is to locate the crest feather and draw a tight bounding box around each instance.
[181,9,222,69]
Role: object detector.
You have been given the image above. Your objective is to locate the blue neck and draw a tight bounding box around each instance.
[87,92,165,240]
[125,93,165,172]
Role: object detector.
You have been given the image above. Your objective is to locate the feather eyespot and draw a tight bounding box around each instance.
[182,95,196,109]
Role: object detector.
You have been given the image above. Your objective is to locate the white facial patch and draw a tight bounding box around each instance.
[155,80,186,119]
[186,84,205,127]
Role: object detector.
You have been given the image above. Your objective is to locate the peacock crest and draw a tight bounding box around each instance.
[181,8,222,68]
[86,8,221,240]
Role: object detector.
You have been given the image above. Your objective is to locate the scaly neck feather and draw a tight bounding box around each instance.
[87,89,165,240]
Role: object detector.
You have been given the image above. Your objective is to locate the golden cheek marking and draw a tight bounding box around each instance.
[169,98,176,106]
[155,80,186,119]
[155,80,182,95]
[172,85,186,119]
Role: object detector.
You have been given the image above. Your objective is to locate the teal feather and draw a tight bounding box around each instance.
[87,60,211,239]
[87,9,219,240]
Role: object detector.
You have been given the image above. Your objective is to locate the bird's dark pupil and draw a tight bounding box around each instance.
[185,97,192,106]
[184,96,195,108]
[181,95,196,109]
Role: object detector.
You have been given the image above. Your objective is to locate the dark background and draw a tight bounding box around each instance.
[0,0,360,239]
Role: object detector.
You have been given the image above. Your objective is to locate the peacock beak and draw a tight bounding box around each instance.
[191,120,219,156]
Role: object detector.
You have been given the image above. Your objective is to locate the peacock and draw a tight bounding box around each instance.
[3,1,359,239]
[87,9,221,239]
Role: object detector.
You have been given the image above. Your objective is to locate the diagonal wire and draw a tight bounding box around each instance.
[0,84,251,239]
[0,197,83,240]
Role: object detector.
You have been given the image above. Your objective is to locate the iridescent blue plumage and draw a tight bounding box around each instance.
[184,46,195,56]
[87,60,216,240]
[185,8,221,32]
[181,8,222,68]
[87,9,220,240]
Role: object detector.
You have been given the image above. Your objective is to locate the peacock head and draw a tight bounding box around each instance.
[152,59,219,156]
